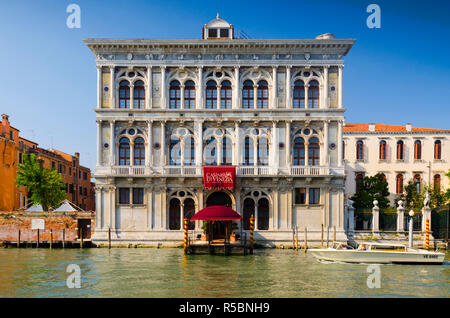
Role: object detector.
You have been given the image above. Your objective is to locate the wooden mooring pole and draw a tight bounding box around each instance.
[295,226,299,251]
[321,224,323,248]
[80,228,83,249]
[304,227,307,253]
[333,226,336,242]
[326,225,329,248]
[183,218,188,254]
[108,228,111,249]
[37,229,39,248]
[292,227,295,249]
[249,215,254,254]
[62,228,65,249]
[17,229,20,248]
[50,230,53,249]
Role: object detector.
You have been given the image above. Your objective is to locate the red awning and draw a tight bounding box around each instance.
[190,205,242,221]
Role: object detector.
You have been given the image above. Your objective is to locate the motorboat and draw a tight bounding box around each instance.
[309,242,445,265]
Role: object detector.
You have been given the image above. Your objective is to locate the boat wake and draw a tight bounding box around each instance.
[317,259,388,266]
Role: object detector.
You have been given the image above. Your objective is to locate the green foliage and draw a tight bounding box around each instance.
[350,173,390,211]
[401,177,449,210]
[15,152,66,211]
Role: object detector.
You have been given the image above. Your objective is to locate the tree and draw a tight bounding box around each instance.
[350,173,390,211]
[15,152,66,211]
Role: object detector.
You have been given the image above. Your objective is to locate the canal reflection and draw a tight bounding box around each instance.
[0,249,447,297]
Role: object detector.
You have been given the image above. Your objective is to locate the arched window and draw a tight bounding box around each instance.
[293,137,305,165]
[184,137,195,166]
[414,140,422,160]
[434,174,441,191]
[133,137,145,166]
[205,137,217,165]
[379,140,387,160]
[308,137,320,166]
[222,137,232,165]
[169,138,181,166]
[257,137,269,166]
[119,137,130,165]
[119,80,130,109]
[396,174,404,194]
[397,140,404,160]
[356,140,364,160]
[414,174,421,193]
[244,136,254,166]
[206,80,217,109]
[242,80,254,109]
[293,80,305,109]
[184,198,195,230]
[243,198,254,230]
[169,80,181,109]
[169,198,181,230]
[257,198,269,230]
[434,140,442,160]
[133,80,145,109]
[308,80,319,108]
[355,173,364,192]
[256,80,268,109]
[184,80,195,109]
[220,80,232,109]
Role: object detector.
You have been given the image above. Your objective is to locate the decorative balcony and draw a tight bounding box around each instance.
[95,165,343,177]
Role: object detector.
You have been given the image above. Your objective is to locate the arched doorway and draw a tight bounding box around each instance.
[205,191,233,239]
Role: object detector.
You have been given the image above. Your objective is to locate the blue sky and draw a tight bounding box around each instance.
[1,0,449,171]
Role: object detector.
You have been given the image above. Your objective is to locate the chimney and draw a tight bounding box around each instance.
[368,123,376,132]
[1,114,10,137]
[405,123,412,132]
[75,152,80,158]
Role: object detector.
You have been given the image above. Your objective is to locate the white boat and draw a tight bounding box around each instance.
[309,242,445,265]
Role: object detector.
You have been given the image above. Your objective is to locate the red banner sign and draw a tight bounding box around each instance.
[203,166,236,190]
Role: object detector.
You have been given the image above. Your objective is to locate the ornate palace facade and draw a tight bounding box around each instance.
[85,16,355,245]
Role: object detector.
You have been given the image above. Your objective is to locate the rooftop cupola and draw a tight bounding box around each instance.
[203,13,234,40]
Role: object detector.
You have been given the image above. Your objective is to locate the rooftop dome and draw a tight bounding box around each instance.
[203,14,234,40]
[315,33,335,40]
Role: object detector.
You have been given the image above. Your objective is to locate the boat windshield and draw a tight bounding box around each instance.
[369,244,406,252]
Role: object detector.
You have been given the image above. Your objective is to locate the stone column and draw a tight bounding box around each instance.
[286,66,291,109]
[397,200,405,232]
[129,83,134,109]
[110,65,115,108]
[96,119,102,166]
[272,121,278,170]
[337,120,343,167]
[146,121,152,166]
[197,66,203,109]
[304,84,309,109]
[285,121,291,166]
[253,84,258,109]
[234,121,241,166]
[338,65,343,109]
[180,84,185,109]
[272,66,277,109]
[372,200,380,233]
[305,141,309,166]
[323,65,328,108]
[110,120,115,166]
[195,121,203,167]
[110,186,116,230]
[95,186,103,229]
[147,66,152,109]
[160,121,166,167]
[233,66,240,109]
[323,120,329,165]
[216,84,221,109]
[161,66,166,109]
[146,186,153,229]
[97,65,102,108]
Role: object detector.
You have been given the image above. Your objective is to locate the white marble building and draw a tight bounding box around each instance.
[343,123,450,204]
[85,16,355,245]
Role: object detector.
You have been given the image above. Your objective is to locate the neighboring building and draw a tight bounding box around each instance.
[343,123,450,204]
[0,114,95,211]
[85,16,355,244]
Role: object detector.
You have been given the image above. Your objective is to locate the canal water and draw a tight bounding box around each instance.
[0,248,448,297]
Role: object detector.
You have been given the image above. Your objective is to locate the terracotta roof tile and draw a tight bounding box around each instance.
[343,123,450,133]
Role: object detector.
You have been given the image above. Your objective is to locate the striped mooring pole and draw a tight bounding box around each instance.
[425,218,430,250]
[183,217,188,254]
[249,215,254,249]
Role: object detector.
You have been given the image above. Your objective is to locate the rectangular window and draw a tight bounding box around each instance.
[119,188,130,204]
[208,28,217,38]
[83,172,87,180]
[52,161,56,170]
[220,29,229,38]
[69,167,72,176]
[9,130,13,140]
[294,188,306,204]
[19,153,22,164]
[79,186,83,195]
[309,188,320,205]
[83,187,87,196]
[133,188,144,204]
[69,184,73,194]
[58,163,63,173]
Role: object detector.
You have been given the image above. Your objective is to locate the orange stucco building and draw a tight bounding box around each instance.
[0,114,95,211]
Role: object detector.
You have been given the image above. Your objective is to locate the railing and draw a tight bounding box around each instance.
[98,165,335,177]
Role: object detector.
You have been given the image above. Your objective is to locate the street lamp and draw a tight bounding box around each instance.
[408,210,414,248]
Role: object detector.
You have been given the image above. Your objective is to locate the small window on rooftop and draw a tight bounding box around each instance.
[208,28,217,38]
[220,29,229,38]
